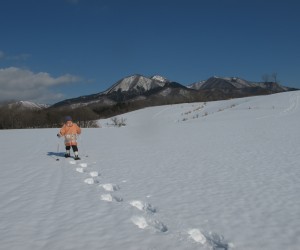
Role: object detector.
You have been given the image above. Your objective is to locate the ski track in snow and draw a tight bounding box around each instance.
[65,156,229,249]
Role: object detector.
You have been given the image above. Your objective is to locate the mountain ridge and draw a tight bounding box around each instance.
[51,74,296,109]
[1,75,297,129]
[5,74,297,110]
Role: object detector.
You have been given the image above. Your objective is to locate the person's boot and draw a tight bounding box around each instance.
[74,152,80,160]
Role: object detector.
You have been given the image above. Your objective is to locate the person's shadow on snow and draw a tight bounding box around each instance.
[47,152,65,158]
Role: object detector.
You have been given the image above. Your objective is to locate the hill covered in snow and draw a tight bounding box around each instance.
[1,91,300,250]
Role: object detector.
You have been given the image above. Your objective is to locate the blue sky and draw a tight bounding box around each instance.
[0,0,299,104]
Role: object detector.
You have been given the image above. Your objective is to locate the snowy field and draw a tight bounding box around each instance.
[1,91,300,250]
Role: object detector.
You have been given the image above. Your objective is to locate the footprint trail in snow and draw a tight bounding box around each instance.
[67,159,230,249]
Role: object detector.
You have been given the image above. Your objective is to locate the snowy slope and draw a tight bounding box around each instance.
[1,91,300,250]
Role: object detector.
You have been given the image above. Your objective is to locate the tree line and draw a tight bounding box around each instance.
[0,101,156,129]
[0,106,100,129]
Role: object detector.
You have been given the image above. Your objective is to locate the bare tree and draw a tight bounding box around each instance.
[271,72,278,83]
[76,107,99,128]
[111,117,127,127]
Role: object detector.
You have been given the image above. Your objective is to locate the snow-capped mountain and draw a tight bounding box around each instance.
[53,75,174,108]
[188,76,255,90]
[187,76,292,92]
[104,74,168,94]
[52,74,296,109]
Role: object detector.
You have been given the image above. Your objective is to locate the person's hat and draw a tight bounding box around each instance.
[64,116,72,122]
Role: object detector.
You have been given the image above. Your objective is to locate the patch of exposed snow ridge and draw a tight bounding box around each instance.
[10,101,49,110]
[151,75,168,83]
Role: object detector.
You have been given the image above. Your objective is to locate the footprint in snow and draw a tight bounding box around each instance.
[76,167,86,173]
[84,178,99,185]
[129,200,157,213]
[131,216,148,229]
[100,193,123,202]
[188,228,229,250]
[75,168,99,177]
[131,216,168,233]
[79,163,88,168]
[188,229,207,244]
[99,183,120,192]
[89,171,99,177]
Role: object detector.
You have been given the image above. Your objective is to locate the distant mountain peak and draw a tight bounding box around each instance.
[104,74,167,94]
[196,76,253,89]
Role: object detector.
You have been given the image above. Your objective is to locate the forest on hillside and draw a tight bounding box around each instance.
[0,100,158,129]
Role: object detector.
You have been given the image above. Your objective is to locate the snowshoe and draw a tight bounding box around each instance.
[74,156,81,160]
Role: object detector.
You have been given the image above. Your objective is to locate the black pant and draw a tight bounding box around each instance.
[66,145,78,152]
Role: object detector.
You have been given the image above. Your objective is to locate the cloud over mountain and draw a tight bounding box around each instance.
[0,67,80,103]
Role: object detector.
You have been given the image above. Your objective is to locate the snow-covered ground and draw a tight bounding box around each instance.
[1,91,300,250]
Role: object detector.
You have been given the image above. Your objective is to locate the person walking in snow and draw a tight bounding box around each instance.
[57,116,81,160]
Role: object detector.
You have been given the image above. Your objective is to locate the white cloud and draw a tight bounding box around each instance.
[0,67,81,104]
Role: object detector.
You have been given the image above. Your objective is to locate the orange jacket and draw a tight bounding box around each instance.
[59,122,81,146]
